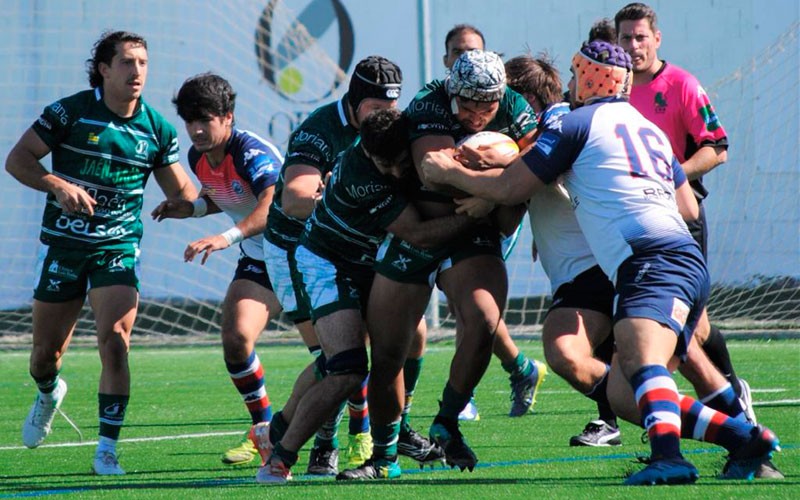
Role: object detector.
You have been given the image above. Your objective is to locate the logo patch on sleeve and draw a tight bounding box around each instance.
[534,132,560,157]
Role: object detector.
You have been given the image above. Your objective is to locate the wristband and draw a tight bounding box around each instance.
[192,198,208,217]
[221,227,244,246]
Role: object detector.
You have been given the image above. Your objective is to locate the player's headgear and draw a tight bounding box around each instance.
[446,49,506,103]
[348,56,402,113]
[570,40,632,104]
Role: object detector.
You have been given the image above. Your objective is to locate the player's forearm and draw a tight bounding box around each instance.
[5,147,61,194]
[681,145,727,180]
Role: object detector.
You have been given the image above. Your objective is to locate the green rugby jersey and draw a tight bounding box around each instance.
[405,80,538,202]
[264,96,358,250]
[31,88,180,249]
[299,142,408,271]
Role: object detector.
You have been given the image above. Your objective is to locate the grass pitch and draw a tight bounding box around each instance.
[0,339,797,499]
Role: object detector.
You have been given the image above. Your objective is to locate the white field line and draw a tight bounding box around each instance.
[0,430,242,451]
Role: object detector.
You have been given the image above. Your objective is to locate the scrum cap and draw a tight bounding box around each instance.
[348,55,402,113]
[445,49,506,102]
[571,40,632,104]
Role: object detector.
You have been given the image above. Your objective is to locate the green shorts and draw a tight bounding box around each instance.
[294,245,374,323]
[33,245,140,302]
[374,226,502,285]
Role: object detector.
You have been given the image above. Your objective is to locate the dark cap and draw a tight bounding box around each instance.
[348,56,402,113]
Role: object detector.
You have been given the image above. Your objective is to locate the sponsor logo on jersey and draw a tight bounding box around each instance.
[37,116,53,131]
[46,279,61,292]
[135,140,149,159]
[243,148,266,163]
[49,102,69,125]
[87,132,100,145]
[535,132,559,157]
[292,130,331,158]
[346,181,388,200]
[232,180,245,195]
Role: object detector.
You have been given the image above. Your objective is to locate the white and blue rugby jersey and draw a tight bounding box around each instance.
[523,97,693,284]
[189,129,282,259]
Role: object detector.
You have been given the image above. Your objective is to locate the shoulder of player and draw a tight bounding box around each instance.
[659,62,704,92]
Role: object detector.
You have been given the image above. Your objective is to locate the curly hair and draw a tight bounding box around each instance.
[172,72,237,122]
[86,31,147,89]
[359,108,409,162]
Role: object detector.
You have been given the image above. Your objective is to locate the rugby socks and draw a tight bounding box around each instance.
[272,442,299,468]
[32,372,59,396]
[401,357,424,433]
[314,401,344,450]
[269,410,289,446]
[700,383,745,420]
[226,350,272,424]
[347,376,370,435]
[502,352,534,381]
[438,382,472,420]
[631,365,681,459]
[678,394,753,452]
[702,325,741,397]
[584,364,618,428]
[371,418,401,461]
[98,393,128,441]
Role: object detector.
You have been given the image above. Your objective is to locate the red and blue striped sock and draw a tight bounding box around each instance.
[631,364,682,459]
[679,394,753,451]
[348,375,370,435]
[226,350,272,424]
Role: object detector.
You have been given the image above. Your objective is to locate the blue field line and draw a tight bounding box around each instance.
[1,443,795,498]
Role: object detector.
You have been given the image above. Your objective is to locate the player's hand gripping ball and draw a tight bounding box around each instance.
[455,131,519,170]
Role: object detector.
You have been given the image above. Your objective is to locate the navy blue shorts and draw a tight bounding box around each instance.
[548,265,614,316]
[613,244,709,358]
[232,254,273,291]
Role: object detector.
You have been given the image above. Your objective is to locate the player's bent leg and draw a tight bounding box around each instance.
[678,335,746,421]
[220,280,276,465]
[23,298,83,449]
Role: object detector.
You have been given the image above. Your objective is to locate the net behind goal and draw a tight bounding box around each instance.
[0,4,797,341]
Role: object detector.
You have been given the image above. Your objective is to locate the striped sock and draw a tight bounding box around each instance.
[699,383,745,420]
[631,365,682,459]
[347,376,370,435]
[371,418,400,461]
[226,350,272,424]
[315,401,344,450]
[679,394,754,451]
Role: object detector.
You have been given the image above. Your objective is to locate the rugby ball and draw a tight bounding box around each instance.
[456,131,519,159]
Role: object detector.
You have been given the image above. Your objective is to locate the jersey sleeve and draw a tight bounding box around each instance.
[522,112,588,184]
[283,125,336,172]
[672,158,688,188]
[680,77,728,149]
[31,97,76,148]
[233,132,282,196]
[154,117,180,168]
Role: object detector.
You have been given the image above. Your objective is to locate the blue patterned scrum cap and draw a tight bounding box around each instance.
[445,49,506,102]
